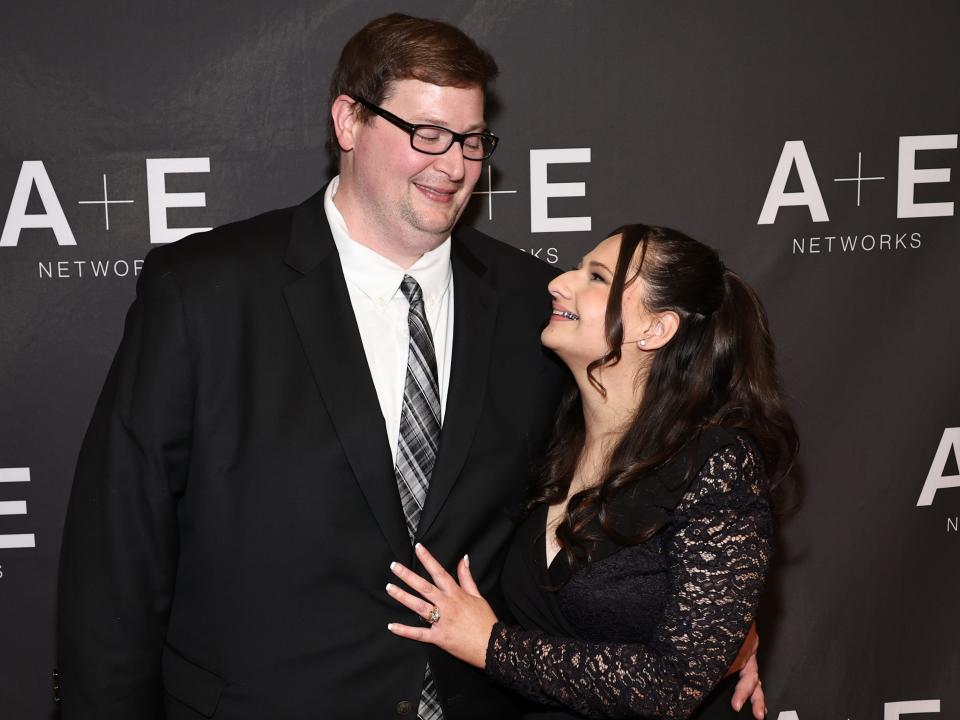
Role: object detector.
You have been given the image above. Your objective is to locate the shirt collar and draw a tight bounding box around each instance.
[324,176,452,304]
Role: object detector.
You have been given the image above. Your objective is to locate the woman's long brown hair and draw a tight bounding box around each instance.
[529,224,799,575]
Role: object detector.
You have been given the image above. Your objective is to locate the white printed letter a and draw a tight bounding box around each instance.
[0,161,77,247]
[757,141,829,225]
[917,428,960,506]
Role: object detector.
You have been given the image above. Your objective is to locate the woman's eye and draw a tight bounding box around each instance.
[591,272,605,282]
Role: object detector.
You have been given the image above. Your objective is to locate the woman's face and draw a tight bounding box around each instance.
[541,234,650,367]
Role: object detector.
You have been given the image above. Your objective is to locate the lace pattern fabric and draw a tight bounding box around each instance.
[485,437,772,719]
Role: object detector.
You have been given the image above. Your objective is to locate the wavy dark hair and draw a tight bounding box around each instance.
[531,224,799,574]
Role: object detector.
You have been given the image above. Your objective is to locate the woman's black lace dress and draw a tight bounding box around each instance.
[485,428,772,719]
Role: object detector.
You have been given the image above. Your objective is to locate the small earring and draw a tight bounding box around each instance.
[638,339,647,347]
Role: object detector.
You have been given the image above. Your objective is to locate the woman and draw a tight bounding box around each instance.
[386,225,798,718]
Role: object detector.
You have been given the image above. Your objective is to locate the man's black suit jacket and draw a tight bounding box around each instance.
[57,187,567,719]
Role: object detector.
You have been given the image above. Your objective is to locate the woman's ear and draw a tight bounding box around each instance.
[330,95,360,153]
[640,311,680,350]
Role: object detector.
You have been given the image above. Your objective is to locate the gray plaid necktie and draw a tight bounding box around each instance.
[395,275,444,720]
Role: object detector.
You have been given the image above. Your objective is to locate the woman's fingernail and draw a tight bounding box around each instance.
[463,554,470,567]
[415,542,423,551]
[386,583,395,592]
[387,623,395,631]
[390,562,398,572]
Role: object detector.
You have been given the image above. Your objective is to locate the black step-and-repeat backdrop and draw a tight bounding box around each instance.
[2,2,958,718]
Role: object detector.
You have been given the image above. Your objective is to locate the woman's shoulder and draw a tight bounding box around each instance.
[674,428,769,513]
[655,426,757,490]
[693,425,755,457]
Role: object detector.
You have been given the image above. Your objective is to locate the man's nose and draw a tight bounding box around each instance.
[433,141,467,181]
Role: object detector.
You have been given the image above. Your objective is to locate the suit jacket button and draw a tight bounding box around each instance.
[396,700,414,715]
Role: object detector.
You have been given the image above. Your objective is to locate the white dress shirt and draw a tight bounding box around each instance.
[324,176,454,463]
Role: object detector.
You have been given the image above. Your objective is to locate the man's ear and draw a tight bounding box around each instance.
[330,94,360,153]
[642,311,680,350]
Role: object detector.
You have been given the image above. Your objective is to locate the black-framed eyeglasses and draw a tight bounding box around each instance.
[353,96,499,161]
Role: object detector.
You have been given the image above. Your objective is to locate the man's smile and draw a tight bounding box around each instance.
[414,182,459,203]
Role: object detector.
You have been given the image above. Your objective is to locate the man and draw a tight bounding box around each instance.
[58,13,764,719]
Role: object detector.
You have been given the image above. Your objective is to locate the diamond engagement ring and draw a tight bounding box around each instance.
[426,606,441,624]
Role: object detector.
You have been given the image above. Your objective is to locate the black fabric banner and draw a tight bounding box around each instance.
[2,2,957,717]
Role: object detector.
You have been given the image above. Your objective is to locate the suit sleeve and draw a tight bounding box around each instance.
[57,248,194,718]
[484,439,772,719]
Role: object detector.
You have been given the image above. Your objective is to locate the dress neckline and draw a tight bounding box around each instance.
[537,427,750,579]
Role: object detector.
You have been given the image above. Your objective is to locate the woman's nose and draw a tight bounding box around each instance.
[548,271,575,300]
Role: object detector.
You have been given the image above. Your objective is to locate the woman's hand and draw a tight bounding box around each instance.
[386,543,498,669]
[729,623,767,719]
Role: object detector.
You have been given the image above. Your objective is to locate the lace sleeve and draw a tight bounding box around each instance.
[485,438,772,719]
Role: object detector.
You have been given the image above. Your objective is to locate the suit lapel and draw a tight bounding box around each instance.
[282,189,410,562]
[416,237,498,537]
